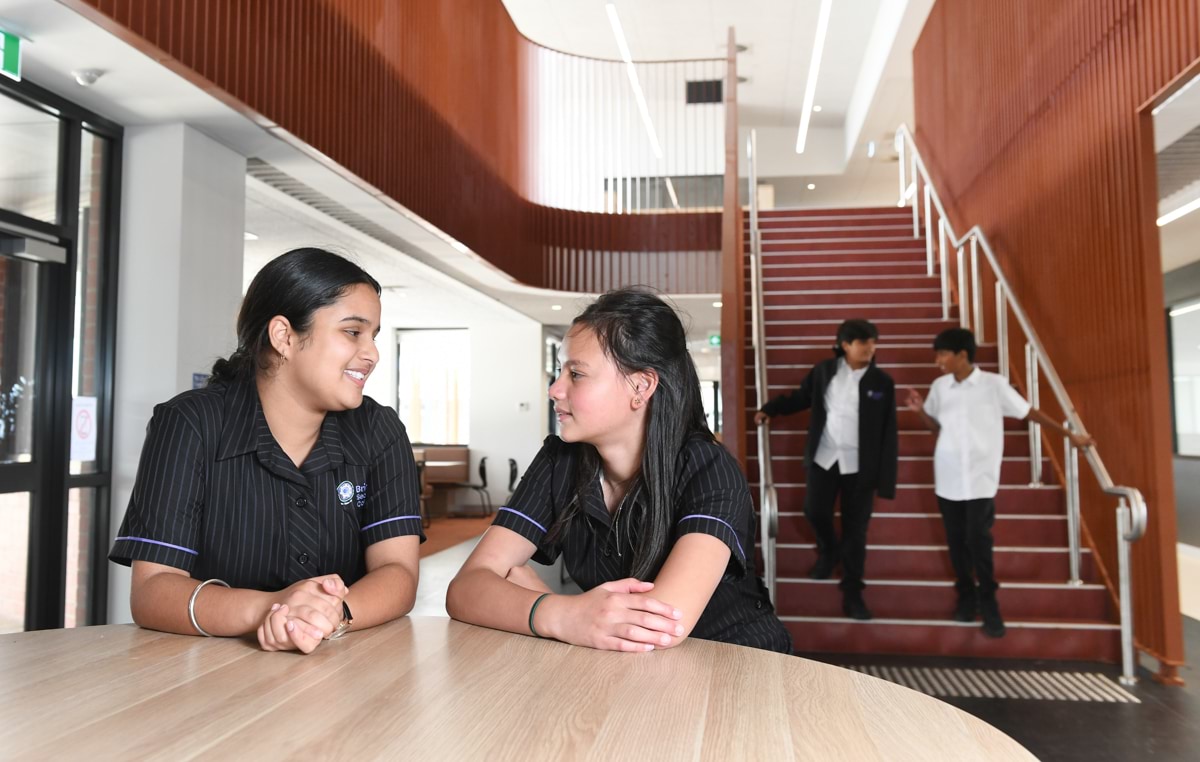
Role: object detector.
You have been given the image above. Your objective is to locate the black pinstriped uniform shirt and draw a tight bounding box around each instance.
[495,435,793,653]
[110,379,425,590]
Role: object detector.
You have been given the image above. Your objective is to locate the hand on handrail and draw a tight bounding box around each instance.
[753,411,769,426]
[1068,431,1095,449]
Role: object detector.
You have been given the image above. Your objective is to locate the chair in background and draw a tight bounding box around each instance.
[412,448,432,528]
[504,458,519,505]
[451,456,492,516]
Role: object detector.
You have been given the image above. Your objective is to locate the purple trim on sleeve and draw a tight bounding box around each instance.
[498,507,548,534]
[114,536,198,556]
[677,514,746,561]
[361,515,422,532]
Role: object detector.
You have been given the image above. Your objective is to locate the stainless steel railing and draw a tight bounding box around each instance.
[746,130,777,603]
[895,124,1147,685]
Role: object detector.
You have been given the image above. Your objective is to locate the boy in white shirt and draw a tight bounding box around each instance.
[907,328,1091,638]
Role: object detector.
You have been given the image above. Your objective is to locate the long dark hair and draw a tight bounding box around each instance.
[549,287,714,579]
[209,248,381,385]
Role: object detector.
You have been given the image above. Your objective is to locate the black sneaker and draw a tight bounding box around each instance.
[980,597,1006,638]
[842,592,873,621]
[952,594,978,623]
[808,553,838,580]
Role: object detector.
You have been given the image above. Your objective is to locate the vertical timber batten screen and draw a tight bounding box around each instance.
[913,0,1199,672]
[73,0,724,294]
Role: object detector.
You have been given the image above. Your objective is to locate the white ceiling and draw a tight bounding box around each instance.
[501,0,882,128]
[0,0,932,348]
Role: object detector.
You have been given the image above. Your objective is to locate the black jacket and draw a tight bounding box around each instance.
[760,357,898,499]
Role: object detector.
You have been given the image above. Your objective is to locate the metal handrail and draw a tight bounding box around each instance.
[895,124,1147,685]
[746,130,777,603]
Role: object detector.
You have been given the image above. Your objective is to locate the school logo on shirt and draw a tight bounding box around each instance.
[355,482,368,508]
[336,480,355,505]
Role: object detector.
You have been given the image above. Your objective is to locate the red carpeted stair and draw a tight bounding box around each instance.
[743,207,1119,661]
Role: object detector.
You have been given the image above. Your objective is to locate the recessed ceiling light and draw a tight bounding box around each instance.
[243,232,259,241]
[813,105,823,112]
[551,304,563,311]
[795,0,833,154]
[807,183,816,190]
[867,140,876,158]
[712,301,723,308]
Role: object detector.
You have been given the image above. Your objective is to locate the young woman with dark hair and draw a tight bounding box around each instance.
[754,319,898,621]
[446,288,791,653]
[111,248,423,654]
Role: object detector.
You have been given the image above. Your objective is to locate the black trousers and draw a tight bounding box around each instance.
[937,496,998,598]
[805,462,874,592]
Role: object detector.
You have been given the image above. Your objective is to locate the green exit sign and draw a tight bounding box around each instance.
[1,29,20,82]
[708,334,721,347]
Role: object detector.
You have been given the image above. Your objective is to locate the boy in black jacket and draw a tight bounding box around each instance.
[754,319,899,620]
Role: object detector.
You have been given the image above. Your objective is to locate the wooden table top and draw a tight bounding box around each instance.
[0,617,1034,760]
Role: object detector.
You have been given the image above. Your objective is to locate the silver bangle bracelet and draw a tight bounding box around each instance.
[187,578,230,637]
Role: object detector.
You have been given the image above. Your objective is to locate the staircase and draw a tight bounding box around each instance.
[743,207,1120,661]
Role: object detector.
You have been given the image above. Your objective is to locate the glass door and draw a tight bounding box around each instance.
[0,76,121,632]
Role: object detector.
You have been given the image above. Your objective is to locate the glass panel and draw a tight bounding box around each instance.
[0,93,60,224]
[0,256,38,463]
[70,132,108,475]
[0,491,30,633]
[397,329,470,445]
[64,488,97,628]
[1171,301,1200,456]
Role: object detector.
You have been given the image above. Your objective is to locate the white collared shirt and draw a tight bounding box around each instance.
[814,358,868,474]
[923,368,1032,500]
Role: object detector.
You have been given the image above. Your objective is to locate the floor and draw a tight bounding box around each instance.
[419,516,494,558]
[416,535,1199,760]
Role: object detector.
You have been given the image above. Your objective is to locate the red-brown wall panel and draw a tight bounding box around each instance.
[914,0,1199,672]
[71,0,720,291]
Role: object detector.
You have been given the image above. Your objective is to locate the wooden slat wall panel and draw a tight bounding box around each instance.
[72,0,720,291]
[913,0,1198,671]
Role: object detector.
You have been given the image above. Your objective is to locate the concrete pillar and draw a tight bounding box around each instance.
[108,124,245,623]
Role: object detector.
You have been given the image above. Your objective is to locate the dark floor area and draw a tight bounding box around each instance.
[801,616,1200,760]
[1176,457,1200,547]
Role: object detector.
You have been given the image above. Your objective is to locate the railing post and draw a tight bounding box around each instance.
[1025,343,1042,486]
[924,185,934,277]
[956,245,968,329]
[996,283,1008,381]
[897,131,906,206]
[910,148,919,237]
[971,236,983,341]
[1064,422,1082,585]
[939,219,950,320]
[1118,499,1137,685]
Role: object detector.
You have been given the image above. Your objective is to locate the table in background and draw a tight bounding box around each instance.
[0,617,1035,760]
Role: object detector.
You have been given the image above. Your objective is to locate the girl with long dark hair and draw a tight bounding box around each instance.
[111,248,423,654]
[447,288,790,653]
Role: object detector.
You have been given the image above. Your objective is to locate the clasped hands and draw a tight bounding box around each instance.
[256,574,348,654]
[531,577,686,652]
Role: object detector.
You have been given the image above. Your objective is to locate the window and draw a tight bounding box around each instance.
[397,329,470,444]
[1171,300,1200,456]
